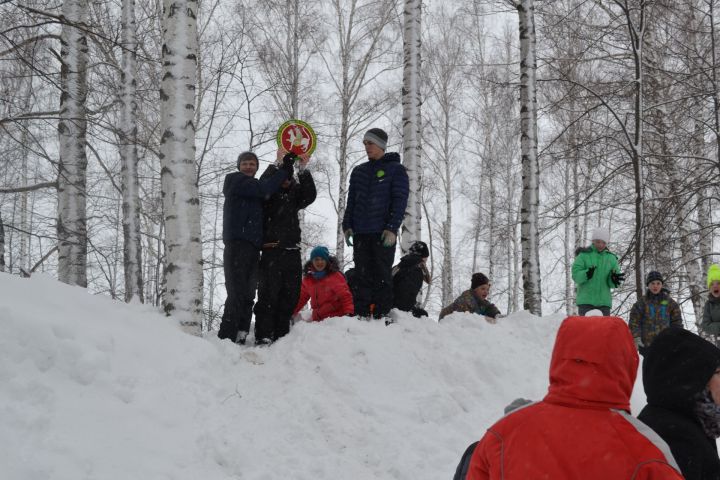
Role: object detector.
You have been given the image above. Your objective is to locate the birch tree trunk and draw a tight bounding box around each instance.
[0,211,5,273]
[517,0,542,315]
[57,0,89,287]
[401,0,422,252]
[630,2,646,299]
[159,0,204,333]
[120,0,144,303]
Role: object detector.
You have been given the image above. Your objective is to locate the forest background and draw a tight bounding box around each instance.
[1,0,717,333]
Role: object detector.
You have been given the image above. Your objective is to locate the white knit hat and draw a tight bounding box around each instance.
[591,227,610,243]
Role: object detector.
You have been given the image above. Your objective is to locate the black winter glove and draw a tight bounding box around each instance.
[610,271,625,287]
[586,266,596,280]
[280,152,296,177]
[282,152,297,169]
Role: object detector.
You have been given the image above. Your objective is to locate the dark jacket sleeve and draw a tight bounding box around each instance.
[628,300,643,338]
[669,299,684,329]
[229,167,287,199]
[453,441,479,480]
[479,299,501,319]
[342,168,357,231]
[295,170,317,210]
[385,165,409,233]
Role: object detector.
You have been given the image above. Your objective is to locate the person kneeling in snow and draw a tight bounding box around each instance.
[392,240,430,318]
[439,273,500,322]
[453,315,683,480]
[293,246,354,322]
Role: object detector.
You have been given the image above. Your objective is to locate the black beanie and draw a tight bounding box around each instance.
[471,272,490,289]
[646,271,664,286]
[409,241,429,258]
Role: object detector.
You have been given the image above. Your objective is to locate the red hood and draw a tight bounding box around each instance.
[543,316,638,412]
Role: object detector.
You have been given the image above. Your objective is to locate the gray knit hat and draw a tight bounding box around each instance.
[363,128,388,150]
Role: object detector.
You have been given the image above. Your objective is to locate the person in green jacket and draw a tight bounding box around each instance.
[701,264,720,340]
[571,227,625,316]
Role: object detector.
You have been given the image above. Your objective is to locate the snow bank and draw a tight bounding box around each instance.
[0,273,645,479]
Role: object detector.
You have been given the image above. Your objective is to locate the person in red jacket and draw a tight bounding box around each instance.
[293,246,354,322]
[453,315,683,480]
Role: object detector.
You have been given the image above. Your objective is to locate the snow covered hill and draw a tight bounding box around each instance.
[0,273,647,479]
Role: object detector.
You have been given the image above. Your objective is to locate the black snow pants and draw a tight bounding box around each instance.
[352,233,396,317]
[218,239,259,342]
[253,248,302,342]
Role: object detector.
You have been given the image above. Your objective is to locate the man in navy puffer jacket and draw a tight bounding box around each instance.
[218,150,292,344]
[342,128,409,318]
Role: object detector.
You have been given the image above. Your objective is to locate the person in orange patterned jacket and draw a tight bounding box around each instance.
[453,315,683,480]
[293,246,354,322]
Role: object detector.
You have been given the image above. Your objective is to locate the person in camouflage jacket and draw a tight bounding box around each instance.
[628,271,683,354]
[439,273,501,321]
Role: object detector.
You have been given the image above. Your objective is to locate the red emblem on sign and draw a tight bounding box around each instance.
[277,119,317,156]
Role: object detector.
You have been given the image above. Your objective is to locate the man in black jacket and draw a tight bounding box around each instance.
[253,149,317,344]
[218,151,293,344]
[392,241,430,317]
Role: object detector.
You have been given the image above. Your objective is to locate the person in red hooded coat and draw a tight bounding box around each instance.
[293,246,354,322]
[453,315,683,480]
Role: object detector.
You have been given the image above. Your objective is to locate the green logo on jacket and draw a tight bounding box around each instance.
[376,170,385,178]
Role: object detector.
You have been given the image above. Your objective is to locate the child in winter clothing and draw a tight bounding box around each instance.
[628,271,683,355]
[439,272,501,321]
[392,241,430,318]
[293,246,354,322]
[701,264,720,337]
[571,226,625,316]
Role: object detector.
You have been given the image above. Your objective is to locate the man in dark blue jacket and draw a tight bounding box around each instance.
[218,151,293,344]
[342,128,409,318]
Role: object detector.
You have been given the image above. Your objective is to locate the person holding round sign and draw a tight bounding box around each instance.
[218,150,294,345]
[342,128,409,319]
[253,144,317,345]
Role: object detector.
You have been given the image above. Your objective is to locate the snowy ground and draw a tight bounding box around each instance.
[0,273,648,479]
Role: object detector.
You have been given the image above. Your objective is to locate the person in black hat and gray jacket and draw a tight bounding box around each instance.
[392,241,430,318]
[439,272,501,321]
[342,128,409,319]
[638,327,720,480]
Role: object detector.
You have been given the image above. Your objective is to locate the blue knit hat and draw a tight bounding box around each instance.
[310,246,330,261]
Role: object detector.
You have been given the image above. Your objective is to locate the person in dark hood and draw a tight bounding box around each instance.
[392,241,430,318]
[341,128,409,319]
[453,316,683,479]
[628,270,683,355]
[253,148,316,345]
[639,327,720,480]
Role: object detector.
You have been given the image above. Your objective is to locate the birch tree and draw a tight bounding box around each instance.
[159,0,204,333]
[401,0,422,252]
[119,0,144,302]
[0,211,5,272]
[516,0,542,315]
[57,0,90,287]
